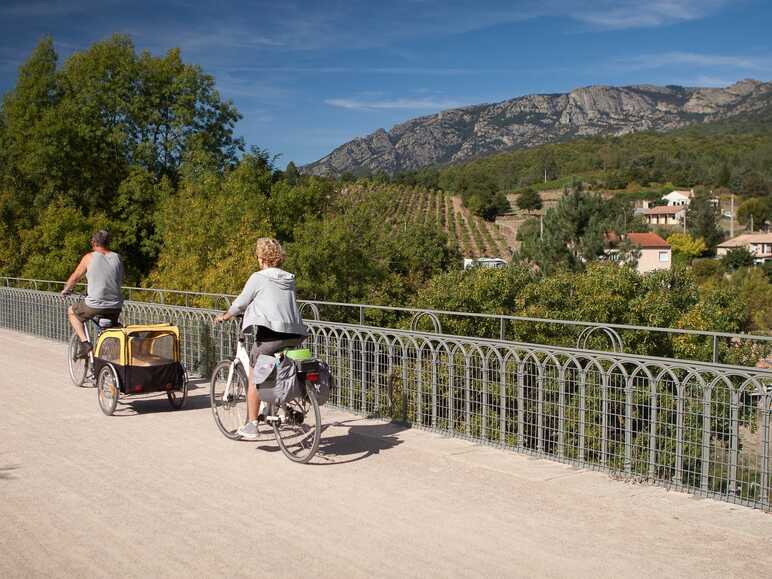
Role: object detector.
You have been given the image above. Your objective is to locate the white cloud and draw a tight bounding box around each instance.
[324,96,472,111]
[613,51,772,72]
[563,0,730,30]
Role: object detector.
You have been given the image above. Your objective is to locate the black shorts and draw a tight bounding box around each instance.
[71,302,121,324]
[249,337,304,366]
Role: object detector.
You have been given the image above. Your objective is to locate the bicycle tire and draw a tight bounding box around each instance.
[210,360,248,440]
[97,363,120,416]
[167,368,188,410]
[273,382,321,464]
[67,333,90,387]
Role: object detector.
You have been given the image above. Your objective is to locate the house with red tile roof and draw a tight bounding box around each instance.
[604,232,671,274]
[626,232,672,273]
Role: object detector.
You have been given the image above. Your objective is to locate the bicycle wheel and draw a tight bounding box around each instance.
[210,360,248,439]
[67,333,90,387]
[97,364,120,416]
[273,382,321,464]
[167,368,188,410]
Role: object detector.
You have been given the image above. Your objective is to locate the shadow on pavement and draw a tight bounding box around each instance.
[309,418,407,466]
[0,464,19,481]
[111,388,210,416]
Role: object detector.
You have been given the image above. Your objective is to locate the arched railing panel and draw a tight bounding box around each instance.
[1,286,770,511]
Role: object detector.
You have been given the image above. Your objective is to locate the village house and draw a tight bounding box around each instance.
[716,233,772,263]
[642,205,685,226]
[626,232,672,273]
[603,232,672,274]
[663,189,693,207]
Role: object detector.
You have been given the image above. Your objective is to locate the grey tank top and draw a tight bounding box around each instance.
[85,252,124,309]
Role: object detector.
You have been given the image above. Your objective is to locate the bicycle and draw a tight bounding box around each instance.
[209,322,322,464]
[65,295,121,387]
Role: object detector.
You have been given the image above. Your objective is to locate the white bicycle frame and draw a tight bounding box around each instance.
[223,338,251,398]
[222,337,269,417]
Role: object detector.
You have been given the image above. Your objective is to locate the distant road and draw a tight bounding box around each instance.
[1,329,771,578]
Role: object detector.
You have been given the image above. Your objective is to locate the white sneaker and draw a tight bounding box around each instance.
[237,421,259,441]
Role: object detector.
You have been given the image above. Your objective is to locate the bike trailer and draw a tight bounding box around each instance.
[93,323,185,394]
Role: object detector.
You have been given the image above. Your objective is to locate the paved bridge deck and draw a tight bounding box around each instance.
[1,329,771,578]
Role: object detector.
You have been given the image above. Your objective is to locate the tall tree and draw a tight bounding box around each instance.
[516,188,542,213]
[686,192,723,249]
[518,190,637,273]
[737,197,771,231]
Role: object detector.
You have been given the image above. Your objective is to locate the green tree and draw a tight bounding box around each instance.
[0,36,60,209]
[147,151,274,293]
[716,162,731,188]
[269,177,331,242]
[18,198,107,280]
[455,172,510,219]
[516,188,542,213]
[285,161,300,185]
[667,232,707,265]
[721,247,754,271]
[518,190,636,273]
[686,192,723,250]
[736,197,771,230]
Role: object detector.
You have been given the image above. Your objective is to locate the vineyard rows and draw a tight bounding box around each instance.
[351,184,510,259]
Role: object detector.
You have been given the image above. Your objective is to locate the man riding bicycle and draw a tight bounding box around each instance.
[61,230,124,358]
[214,238,306,441]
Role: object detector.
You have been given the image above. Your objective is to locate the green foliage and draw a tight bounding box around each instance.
[443,170,510,220]
[0,35,243,281]
[686,192,723,249]
[429,122,772,199]
[147,151,275,294]
[286,189,459,304]
[517,190,639,273]
[691,258,726,284]
[736,197,771,229]
[667,232,707,265]
[721,247,755,271]
[18,198,107,280]
[516,188,542,212]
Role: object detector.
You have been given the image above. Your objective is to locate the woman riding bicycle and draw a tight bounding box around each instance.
[213,238,306,440]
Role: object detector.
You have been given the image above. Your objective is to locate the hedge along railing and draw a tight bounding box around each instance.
[1,286,771,511]
[3,276,771,366]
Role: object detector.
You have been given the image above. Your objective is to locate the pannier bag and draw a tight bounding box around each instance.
[310,361,332,406]
[252,355,333,406]
[255,355,302,405]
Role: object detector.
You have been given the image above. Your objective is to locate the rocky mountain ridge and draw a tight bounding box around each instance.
[303,80,772,176]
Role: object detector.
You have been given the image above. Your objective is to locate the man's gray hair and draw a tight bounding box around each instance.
[91,230,111,248]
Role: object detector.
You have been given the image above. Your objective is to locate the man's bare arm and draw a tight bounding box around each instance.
[61,254,91,294]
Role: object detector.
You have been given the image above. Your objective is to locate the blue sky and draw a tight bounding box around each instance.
[1,0,771,166]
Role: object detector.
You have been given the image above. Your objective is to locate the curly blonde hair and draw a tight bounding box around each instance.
[255,237,285,268]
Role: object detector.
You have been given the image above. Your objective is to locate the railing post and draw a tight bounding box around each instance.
[712,335,719,363]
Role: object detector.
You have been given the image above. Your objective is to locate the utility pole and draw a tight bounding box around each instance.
[750,213,754,233]
[544,167,547,183]
[730,194,734,238]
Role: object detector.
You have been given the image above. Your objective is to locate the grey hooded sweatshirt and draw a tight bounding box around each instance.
[226,268,307,336]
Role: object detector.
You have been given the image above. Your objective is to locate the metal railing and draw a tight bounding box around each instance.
[2,276,770,365]
[1,285,771,511]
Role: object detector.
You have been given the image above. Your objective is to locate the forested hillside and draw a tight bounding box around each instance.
[386,105,772,219]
